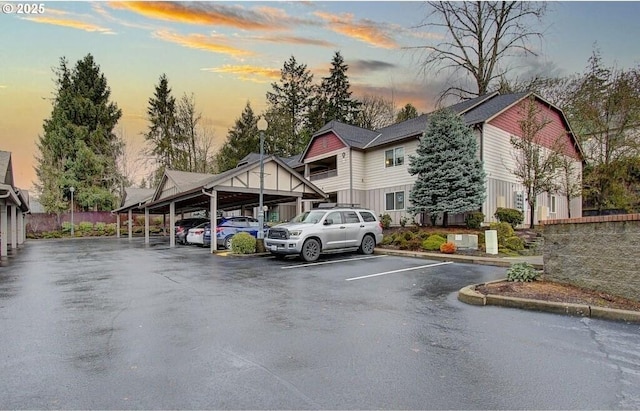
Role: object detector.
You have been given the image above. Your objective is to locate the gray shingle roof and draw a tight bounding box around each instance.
[165,169,217,192]
[368,114,429,149]
[121,188,155,208]
[314,120,380,149]
[461,92,529,125]
[0,151,13,186]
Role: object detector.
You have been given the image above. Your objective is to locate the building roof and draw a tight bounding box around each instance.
[461,92,529,125]
[0,151,14,186]
[313,120,380,149]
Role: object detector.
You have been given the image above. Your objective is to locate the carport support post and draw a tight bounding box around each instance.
[127,209,132,241]
[296,197,302,215]
[116,213,120,238]
[169,202,175,248]
[17,212,24,245]
[209,190,217,253]
[0,204,7,257]
[144,207,149,245]
[10,205,17,249]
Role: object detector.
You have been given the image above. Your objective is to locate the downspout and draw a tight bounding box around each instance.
[349,149,353,206]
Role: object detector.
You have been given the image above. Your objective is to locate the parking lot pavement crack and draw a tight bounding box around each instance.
[220,348,322,409]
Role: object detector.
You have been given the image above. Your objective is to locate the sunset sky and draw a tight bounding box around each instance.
[2,1,640,192]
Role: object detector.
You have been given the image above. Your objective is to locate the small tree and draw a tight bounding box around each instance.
[510,95,563,228]
[408,109,486,227]
[557,155,582,218]
[396,103,419,123]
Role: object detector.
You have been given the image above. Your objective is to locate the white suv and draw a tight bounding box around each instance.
[265,206,384,262]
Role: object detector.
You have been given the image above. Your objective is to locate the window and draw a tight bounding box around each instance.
[385,147,404,167]
[385,191,405,211]
[326,211,343,224]
[359,211,376,222]
[550,195,557,214]
[342,211,360,224]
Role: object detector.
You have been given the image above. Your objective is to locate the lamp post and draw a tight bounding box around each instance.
[69,186,75,237]
[257,118,268,240]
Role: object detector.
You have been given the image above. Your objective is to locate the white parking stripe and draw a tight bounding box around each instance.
[345,261,453,281]
[280,255,386,270]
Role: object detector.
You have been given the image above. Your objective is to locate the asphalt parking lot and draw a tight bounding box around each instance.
[1,237,639,410]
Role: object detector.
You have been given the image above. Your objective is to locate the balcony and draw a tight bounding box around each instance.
[309,169,337,181]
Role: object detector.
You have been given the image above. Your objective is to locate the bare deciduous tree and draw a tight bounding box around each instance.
[355,94,396,130]
[410,1,547,102]
[510,95,563,228]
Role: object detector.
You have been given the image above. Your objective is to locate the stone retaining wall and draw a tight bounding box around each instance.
[542,214,640,302]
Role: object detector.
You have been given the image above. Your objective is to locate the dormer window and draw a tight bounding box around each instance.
[385,147,404,168]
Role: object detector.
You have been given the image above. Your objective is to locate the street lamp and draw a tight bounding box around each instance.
[69,186,75,237]
[257,118,268,240]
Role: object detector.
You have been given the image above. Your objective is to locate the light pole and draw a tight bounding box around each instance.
[69,186,75,237]
[257,118,268,240]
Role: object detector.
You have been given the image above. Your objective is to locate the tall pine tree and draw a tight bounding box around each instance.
[320,51,360,124]
[408,109,486,226]
[35,54,123,212]
[265,56,314,156]
[215,102,259,172]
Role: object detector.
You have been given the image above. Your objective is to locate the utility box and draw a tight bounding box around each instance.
[485,230,498,255]
[447,234,478,250]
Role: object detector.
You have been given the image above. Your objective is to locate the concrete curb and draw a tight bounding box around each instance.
[458,280,640,323]
[374,248,543,270]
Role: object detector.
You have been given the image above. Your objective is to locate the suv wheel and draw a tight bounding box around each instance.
[301,238,320,262]
[358,234,375,255]
[224,235,233,250]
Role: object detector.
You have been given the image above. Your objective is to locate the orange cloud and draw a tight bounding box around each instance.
[109,1,283,31]
[202,65,281,83]
[22,16,115,34]
[153,31,254,58]
[314,11,398,49]
[247,35,335,48]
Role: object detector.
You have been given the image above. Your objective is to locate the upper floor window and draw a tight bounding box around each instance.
[385,147,404,168]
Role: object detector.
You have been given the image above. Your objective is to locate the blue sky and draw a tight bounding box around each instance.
[1,1,639,190]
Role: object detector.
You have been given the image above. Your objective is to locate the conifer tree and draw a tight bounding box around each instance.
[215,102,259,172]
[35,54,123,212]
[408,109,486,226]
[321,51,360,124]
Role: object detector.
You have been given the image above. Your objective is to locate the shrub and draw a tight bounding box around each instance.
[399,215,409,228]
[43,231,62,239]
[465,211,485,229]
[95,222,106,234]
[440,242,457,254]
[61,221,72,233]
[494,207,524,227]
[105,223,116,236]
[230,232,256,254]
[477,231,486,248]
[382,235,394,245]
[418,231,431,240]
[135,216,146,226]
[379,213,392,229]
[506,262,539,282]
[396,238,409,250]
[407,238,422,250]
[78,221,94,234]
[489,222,515,246]
[504,236,524,251]
[153,217,163,226]
[402,231,415,241]
[421,234,447,251]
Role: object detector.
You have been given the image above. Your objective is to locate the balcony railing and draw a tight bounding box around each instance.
[309,169,337,181]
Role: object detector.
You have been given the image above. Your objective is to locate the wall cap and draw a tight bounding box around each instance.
[542,213,640,225]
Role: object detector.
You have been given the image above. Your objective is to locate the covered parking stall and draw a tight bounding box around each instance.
[1,151,30,258]
[116,155,326,253]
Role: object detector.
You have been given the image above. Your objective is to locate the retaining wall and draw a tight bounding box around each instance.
[543,214,640,302]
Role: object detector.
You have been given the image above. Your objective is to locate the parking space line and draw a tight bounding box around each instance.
[345,261,453,281]
[280,255,386,270]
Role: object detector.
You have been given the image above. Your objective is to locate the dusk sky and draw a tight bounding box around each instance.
[2,1,640,192]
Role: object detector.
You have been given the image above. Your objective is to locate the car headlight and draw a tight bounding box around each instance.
[288,230,302,238]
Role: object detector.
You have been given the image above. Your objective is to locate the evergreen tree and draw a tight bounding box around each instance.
[408,109,486,226]
[145,74,181,184]
[266,56,314,156]
[395,103,419,123]
[215,102,259,172]
[35,54,123,213]
[321,51,360,124]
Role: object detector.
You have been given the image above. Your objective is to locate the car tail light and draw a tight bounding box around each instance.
[194,229,204,234]
[379,222,384,230]
[177,227,184,233]
[215,227,223,233]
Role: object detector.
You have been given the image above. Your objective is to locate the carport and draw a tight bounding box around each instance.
[118,155,326,252]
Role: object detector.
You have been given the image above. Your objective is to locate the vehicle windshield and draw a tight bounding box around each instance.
[291,210,326,224]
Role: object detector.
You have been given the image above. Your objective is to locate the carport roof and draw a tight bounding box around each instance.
[120,155,326,215]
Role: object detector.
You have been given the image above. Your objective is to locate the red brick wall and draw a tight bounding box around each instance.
[543,213,640,225]
[304,132,346,160]
[489,99,580,160]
